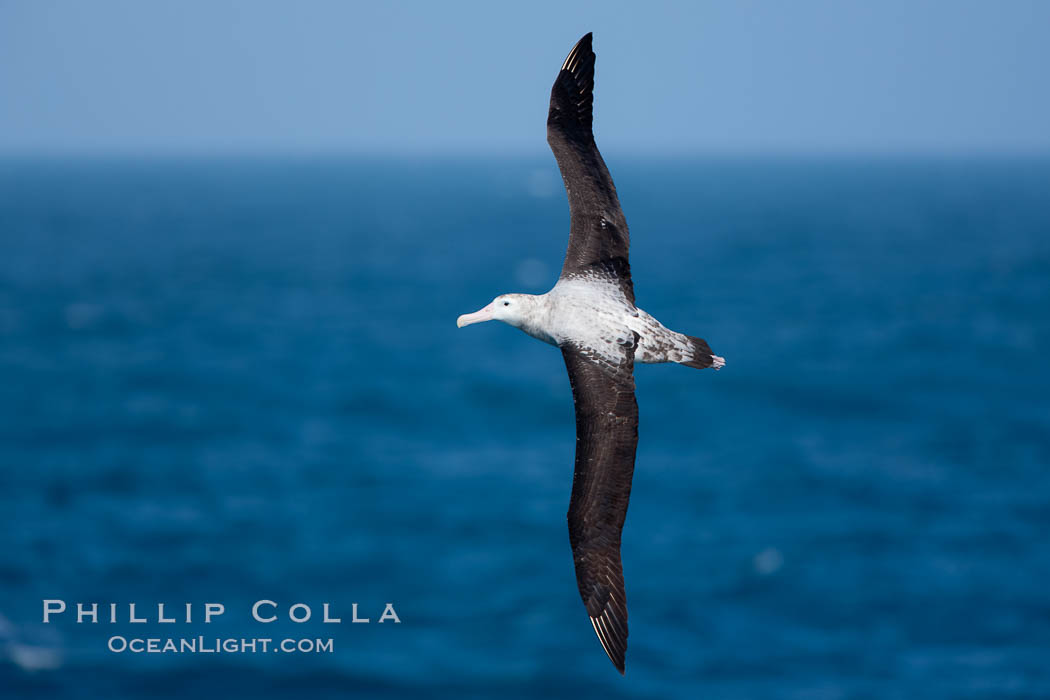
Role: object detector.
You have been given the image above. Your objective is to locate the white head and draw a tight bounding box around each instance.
[456,294,534,330]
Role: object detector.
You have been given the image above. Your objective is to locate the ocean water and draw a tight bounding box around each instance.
[0,156,1048,699]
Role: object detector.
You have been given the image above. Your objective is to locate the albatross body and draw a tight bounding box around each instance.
[457,33,724,674]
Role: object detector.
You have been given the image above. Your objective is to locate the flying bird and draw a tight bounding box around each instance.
[457,32,724,674]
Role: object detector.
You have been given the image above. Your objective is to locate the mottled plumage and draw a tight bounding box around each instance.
[457,32,724,674]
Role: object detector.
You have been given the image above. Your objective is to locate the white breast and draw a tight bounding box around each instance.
[544,278,636,362]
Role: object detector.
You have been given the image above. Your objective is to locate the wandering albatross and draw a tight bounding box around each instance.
[456,32,724,674]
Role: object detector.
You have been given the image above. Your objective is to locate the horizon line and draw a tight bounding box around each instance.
[3,146,1050,162]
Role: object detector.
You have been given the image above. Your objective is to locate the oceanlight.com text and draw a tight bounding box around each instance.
[107,636,334,654]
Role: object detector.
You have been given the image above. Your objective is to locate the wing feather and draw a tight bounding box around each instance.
[547,33,633,302]
[561,334,639,674]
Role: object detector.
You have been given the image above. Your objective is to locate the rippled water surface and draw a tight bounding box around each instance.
[1,156,1048,698]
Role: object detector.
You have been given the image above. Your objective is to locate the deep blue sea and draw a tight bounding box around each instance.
[1,156,1048,699]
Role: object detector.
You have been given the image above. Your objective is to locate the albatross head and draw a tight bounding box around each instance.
[457,294,536,330]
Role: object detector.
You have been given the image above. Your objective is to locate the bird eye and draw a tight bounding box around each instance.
[503,301,510,306]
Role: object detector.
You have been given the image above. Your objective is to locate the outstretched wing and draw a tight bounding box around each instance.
[547,32,633,304]
[561,332,639,674]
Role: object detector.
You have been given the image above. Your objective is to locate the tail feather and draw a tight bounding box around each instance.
[681,335,725,370]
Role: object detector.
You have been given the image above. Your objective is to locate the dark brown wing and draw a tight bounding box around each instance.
[561,333,639,674]
[547,33,634,304]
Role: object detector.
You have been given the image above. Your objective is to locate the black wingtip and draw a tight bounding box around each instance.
[568,32,592,52]
[560,32,595,73]
[589,605,628,675]
[551,32,597,136]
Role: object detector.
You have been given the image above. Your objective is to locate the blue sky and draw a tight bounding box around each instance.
[2,0,1048,155]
